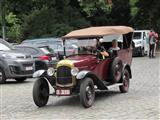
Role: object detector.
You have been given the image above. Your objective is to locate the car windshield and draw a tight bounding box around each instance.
[133,32,142,39]
[0,43,11,51]
[64,39,97,56]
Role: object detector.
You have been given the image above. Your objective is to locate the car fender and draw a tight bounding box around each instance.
[76,70,90,80]
[33,70,46,78]
[76,70,107,90]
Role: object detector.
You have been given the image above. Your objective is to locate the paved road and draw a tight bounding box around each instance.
[0,52,160,120]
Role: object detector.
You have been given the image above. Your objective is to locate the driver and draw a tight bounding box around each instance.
[96,39,109,59]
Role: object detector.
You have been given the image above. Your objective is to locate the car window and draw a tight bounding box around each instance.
[39,47,51,54]
[15,47,26,53]
[16,47,39,55]
[133,32,142,39]
[0,43,11,51]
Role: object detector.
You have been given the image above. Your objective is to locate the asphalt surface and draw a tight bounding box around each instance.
[0,52,160,120]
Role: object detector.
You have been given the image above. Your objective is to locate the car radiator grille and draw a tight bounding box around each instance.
[57,66,72,85]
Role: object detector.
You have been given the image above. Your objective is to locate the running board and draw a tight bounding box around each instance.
[106,83,123,90]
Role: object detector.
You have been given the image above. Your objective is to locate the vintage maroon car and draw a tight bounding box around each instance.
[32,26,134,108]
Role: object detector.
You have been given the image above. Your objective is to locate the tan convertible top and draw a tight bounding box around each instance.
[63,26,134,39]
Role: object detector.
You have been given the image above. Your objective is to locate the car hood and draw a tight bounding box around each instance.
[0,50,31,59]
[57,55,97,70]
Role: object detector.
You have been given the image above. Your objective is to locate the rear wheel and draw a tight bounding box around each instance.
[80,78,95,108]
[15,77,26,83]
[110,58,123,83]
[0,68,6,84]
[33,78,49,107]
[119,69,130,93]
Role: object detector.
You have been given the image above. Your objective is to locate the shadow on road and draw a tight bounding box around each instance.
[39,90,121,109]
[1,80,32,85]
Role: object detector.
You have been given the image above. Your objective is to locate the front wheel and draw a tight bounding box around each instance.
[119,69,130,93]
[0,68,6,84]
[80,77,95,108]
[33,78,49,107]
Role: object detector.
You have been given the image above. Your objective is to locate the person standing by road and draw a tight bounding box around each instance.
[154,32,159,57]
[149,30,156,58]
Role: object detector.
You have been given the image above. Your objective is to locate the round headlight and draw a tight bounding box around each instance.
[47,68,55,76]
[71,67,79,76]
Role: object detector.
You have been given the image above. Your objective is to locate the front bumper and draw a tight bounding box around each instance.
[4,59,34,78]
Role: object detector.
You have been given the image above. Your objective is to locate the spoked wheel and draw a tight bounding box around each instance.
[0,68,6,84]
[33,78,49,107]
[110,58,123,83]
[80,78,95,108]
[119,69,130,93]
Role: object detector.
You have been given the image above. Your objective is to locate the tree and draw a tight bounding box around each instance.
[22,0,90,40]
[79,0,112,25]
[110,0,131,25]
[132,0,160,33]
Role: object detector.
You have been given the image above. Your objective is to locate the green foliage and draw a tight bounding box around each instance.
[79,0,113,25]
[1,0,160,42]
[21,3,90,40]
[80,0,112,17]
[111,0,131,25]
[130,0,138,16]
[5,13,22,42]
[132,0,160,33]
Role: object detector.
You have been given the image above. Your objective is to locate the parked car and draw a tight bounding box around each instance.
[21,38,79,59]
[21,37,60,45]
[21,38,62,53]
[14,45,57,70]
[32,26,134,108]
[0,39,34,83]
[133,30,150,56]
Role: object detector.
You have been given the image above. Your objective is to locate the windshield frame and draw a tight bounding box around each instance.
[62,38,99,58]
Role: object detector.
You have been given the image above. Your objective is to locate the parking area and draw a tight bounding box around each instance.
[0,52,160,120]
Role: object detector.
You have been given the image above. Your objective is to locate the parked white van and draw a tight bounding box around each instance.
[133,30,150,56]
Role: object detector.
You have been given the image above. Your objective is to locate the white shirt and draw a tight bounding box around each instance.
[109,47,120,51]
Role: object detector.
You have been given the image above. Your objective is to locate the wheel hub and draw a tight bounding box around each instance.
[86,86,93,100]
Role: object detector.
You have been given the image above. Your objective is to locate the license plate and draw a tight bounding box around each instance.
[25,66,33,71]
[56,89,70,95]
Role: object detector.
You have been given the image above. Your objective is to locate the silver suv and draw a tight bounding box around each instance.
[0,39,34,83]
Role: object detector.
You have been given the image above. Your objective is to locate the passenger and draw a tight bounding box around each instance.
[109,39,120,57]
[110,39,120,51]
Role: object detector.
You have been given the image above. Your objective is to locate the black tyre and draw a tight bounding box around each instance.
[15,77,27,83]
[0,68,6,84]
[119,69,130,93]
[33,78,49,107]
[80,77,95,108]
[110,57,123,83]
[140,48,145,57]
